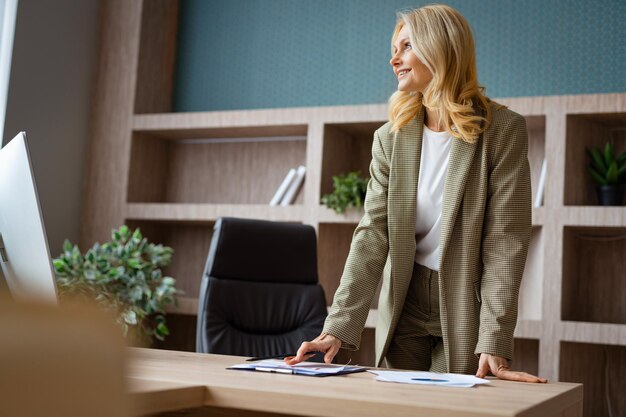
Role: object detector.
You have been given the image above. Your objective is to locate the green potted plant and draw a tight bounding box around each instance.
[53,225,180,345]
[587,142,626,206]
[321,171,369,214]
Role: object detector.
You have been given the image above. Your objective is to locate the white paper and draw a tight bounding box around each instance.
[230,359,353,375]
[368,370,490,388]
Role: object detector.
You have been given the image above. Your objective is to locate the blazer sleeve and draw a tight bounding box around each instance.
[322,127,390,350]
[474,113,532,361]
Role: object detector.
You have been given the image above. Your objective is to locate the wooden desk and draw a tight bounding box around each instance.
[128,348,582,417]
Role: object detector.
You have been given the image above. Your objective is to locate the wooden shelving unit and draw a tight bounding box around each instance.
[83,2,625,415]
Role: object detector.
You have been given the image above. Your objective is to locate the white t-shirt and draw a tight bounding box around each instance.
[414,125,453,271]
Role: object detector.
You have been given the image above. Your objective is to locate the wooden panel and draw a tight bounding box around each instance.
[127,133,170,202]
[564,113,626,206]
[561,206,626,227]
[511,338,539,376]
[134,0,179,114]
[80,0,143,249]
[559,322,626,346]
[562,227,626,324]
[560,342,625,417]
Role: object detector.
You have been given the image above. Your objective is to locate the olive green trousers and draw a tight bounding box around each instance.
[385,262,446,372]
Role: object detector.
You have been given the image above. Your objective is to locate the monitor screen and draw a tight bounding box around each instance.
[0,132,57,303]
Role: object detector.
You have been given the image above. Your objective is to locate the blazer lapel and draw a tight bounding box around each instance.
[438,134,478,271]
[388,106,424,320]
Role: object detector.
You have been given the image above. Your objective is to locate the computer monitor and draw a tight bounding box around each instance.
[0,132,57,303]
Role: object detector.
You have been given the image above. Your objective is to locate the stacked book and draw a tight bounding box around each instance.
[270,165,306,206]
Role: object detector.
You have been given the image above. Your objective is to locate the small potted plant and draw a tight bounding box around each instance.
[587,142,626,206]
[53,225,180,345]
[321,171,369,214]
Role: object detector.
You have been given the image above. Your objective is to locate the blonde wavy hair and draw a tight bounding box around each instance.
[388,4,495,143]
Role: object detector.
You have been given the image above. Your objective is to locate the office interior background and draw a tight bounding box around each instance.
[0,1,624,416]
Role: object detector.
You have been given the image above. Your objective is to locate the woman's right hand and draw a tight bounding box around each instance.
[284,333,342,365]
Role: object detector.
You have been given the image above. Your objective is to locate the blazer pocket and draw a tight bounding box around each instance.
[474,281,482,303]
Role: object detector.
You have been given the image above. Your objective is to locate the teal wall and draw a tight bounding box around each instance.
[173,0,626,112]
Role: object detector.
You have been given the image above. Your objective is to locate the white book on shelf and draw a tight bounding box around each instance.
[534,158,547,208]
[280,165,306,206]
[269,168,297,206]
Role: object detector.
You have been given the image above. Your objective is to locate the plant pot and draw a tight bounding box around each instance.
[595,185,625,206]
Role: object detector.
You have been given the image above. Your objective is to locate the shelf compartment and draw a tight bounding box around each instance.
[562,226,626,324]
[317,223,358,307]
[317,223,382,309]
[512,338,539,376]
[518,226,543,321]
[127,125,307,204]
[560,342,625,417]
[320,122,384,198]
[152,313,197,352]
[564,112,626,206]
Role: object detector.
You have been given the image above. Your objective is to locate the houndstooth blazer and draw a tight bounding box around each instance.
[323,101,532,374]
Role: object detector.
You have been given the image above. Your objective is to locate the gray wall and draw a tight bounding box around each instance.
[3,0,100,256]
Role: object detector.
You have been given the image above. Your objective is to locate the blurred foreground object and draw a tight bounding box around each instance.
[0,297,129,417]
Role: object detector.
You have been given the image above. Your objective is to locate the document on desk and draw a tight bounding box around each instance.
[229,359,366,377]
[368,370,490,388]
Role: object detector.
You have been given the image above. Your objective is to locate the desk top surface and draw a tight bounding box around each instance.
[127,348,582,417]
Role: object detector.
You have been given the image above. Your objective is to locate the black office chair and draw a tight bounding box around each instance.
[196,217,327,358]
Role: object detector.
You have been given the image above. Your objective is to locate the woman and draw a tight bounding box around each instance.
[287,4,546,383]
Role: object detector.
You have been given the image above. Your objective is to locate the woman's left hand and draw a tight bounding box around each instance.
[476,353,547,383]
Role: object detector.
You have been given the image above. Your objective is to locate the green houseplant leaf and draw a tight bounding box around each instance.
[53,225,180,345]
[587,142,626,186]
[321,171,369,214]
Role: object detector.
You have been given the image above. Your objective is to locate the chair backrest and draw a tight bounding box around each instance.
[196,217,327,356]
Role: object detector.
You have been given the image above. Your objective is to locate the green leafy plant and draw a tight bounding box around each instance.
[587,142,626,186]
[321,171,369,214]
[53,225,179,344]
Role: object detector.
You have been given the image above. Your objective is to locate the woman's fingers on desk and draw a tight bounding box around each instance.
[477,353,548,383]
[495,368,548,383]
[284,333,341,365]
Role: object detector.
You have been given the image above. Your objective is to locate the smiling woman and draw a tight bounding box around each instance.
[390,27,433,96]
[287,4,546,385]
